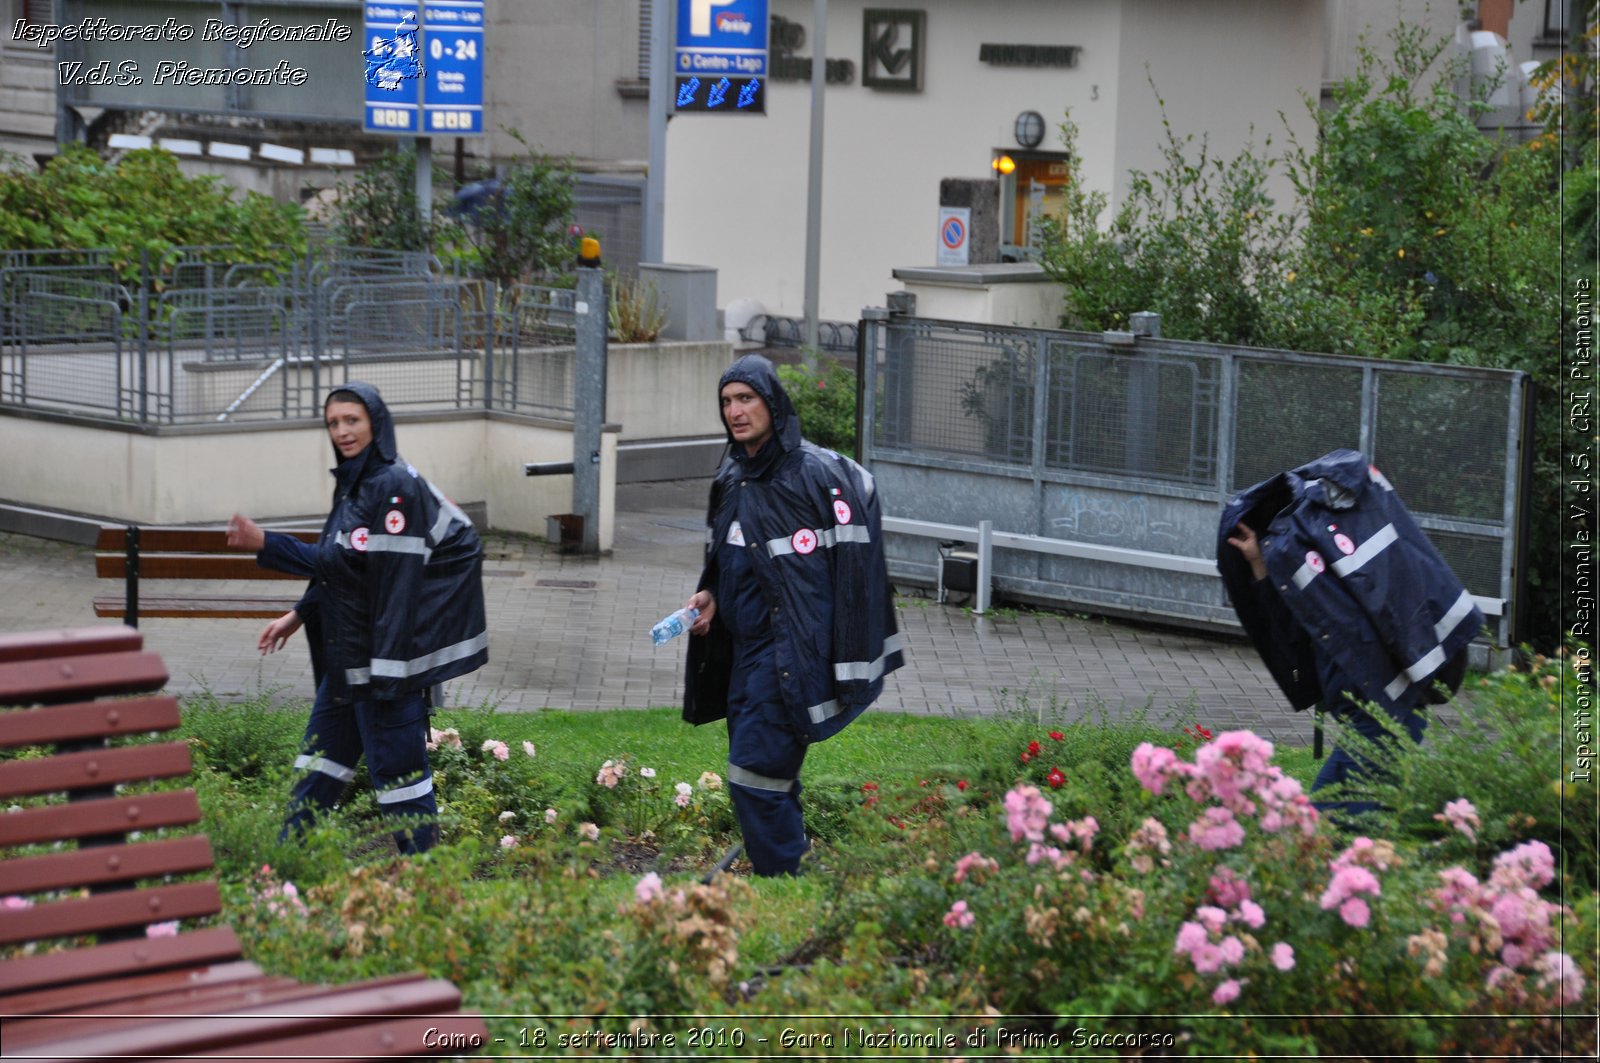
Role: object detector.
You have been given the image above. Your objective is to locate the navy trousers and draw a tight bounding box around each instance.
[725,642,809,876]
[1312,697,1427,817]
[282,680,438,854]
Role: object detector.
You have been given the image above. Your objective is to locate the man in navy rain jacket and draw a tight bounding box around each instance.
[681,355,904,875]
[1217,449,1481,811]
[229,382,488,854]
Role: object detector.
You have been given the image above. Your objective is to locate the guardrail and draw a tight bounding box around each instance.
[884,516,1506,622]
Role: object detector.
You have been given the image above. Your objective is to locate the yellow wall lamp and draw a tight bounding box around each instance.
[991,153,1016,176]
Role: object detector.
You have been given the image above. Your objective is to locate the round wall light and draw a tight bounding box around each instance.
[1014,110,1046,149]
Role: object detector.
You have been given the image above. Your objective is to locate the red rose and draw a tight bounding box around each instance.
[1047,767,1066,789]
[1049,730,1065,741]
[956,780,969,791]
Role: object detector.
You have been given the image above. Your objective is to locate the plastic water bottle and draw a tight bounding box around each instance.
[650,606,699,645]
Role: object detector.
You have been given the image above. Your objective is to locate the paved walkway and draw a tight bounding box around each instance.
[0,480,1314,744]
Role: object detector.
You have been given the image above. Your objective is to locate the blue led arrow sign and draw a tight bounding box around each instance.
[675,0,767,113]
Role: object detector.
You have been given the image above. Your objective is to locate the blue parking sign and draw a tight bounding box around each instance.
[675,0,767,114]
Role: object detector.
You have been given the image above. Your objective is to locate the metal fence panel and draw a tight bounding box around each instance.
[0,245,588,425]
[863,312,1527,645]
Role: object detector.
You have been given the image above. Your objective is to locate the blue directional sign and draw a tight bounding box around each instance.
[363,1,485,137]
[422,0,484,135]
[364,2,423,133]
[675,0,767,115]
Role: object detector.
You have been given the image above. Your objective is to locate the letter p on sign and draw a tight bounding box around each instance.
[690,0,737,36]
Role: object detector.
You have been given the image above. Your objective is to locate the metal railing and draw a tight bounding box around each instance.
[859,305,1529,645]
[0,245,582,425]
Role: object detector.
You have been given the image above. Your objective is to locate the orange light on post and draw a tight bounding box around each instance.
[992,154,1016,176]
[578,237,602,267]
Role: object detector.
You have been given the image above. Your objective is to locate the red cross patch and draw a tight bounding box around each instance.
[384,509,406,535]
[1305,550,1324,573]
[350,526,370,552]
[791,528,817,555]
[1333,533,1356,556]
[833,499,852,525]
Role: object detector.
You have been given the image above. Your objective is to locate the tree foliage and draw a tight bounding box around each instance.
[454,131,577,294]
[1035,21,1571,646]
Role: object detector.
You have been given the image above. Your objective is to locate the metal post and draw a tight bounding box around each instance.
[975,519,993,615]
[572,266,608,554]
[123,525,140,630]
[414,138,433,230]
[644,0,673,264]
[800,0,827,366]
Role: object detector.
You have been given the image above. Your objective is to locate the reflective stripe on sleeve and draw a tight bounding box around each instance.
[1292,561,1320,589]
[367,631,490,680]
[765,524,873,557]
[727,762,795,793]
[293,754,356,783]
[365,535,431,558]
[834,632,905,682]
[377,774,435,805]
[1433,589,1477,642]
[1330,523,1397,577]
[425,482,471,544]
[805,698,848,725]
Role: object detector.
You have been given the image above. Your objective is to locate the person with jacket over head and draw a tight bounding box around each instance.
[1217,449,1482,816]
[679,354,904,876]
[228,382,488,854]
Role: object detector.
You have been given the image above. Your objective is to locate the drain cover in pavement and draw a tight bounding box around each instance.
[537,578,596,589]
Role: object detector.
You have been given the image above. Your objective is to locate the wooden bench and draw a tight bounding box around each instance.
[93,526,319,627]
[0,626,488,1060]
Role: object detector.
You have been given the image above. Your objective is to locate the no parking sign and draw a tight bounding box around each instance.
[937,207,970,267]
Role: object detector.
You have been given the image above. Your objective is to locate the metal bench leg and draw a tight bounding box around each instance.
[124,524,140,629]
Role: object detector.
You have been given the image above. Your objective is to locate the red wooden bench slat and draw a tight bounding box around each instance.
[3,973,429,1048]
[0,959,265,1016]
[0,791,202,849]
[0,835,215,895]
[0,881,221,945]
[95,527,319,552]
[0,628,141,665]
[0,650,169,705]
[139,1012,491,1063]
[0,926,243,996]
[93,596,303,619]
[0,741,192,800]
[95,555,309,581]
[0,695,180,749]
[23,977,467,1061]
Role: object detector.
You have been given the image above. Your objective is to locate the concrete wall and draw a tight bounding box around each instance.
[607,339,732,440]
[485,0,649,167]
[665,0,1323,323]
[0,30,57,161]
[0,411,619,550]
[1111,0,1322,214]
[891,264,1067,330]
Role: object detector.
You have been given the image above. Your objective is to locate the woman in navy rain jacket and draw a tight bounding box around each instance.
[229,382,488,854]
[681,355,903,875]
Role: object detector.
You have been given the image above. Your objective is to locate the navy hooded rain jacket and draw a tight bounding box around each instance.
[685,356,904,743]
[1217,449,1481,713]
[258,382,488,705]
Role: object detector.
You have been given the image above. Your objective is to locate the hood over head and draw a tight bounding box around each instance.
[717,354,801,454]
[324,381,398,465]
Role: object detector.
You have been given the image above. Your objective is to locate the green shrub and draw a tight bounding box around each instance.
[0,144,306,275]
[778,360,857,458]
[129,674,1594,1056]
